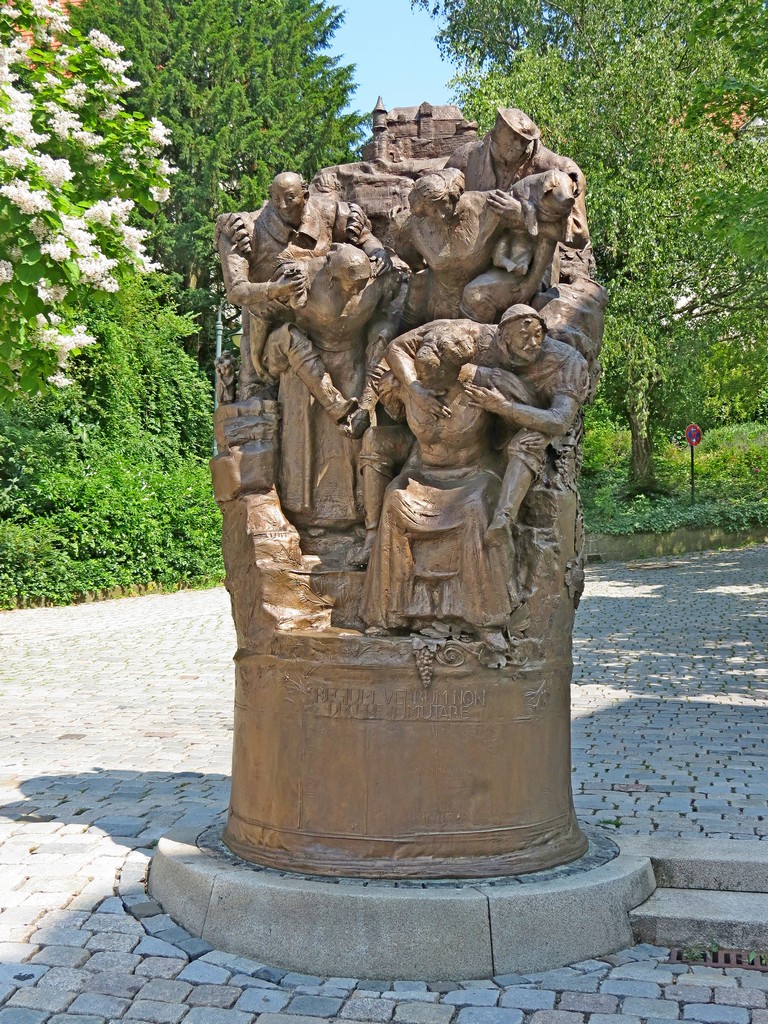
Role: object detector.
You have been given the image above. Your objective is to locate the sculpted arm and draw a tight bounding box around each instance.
[462,366,577,434]
[215,213,305,309]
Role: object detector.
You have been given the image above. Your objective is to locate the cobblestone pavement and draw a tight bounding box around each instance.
[1,545,767,1024]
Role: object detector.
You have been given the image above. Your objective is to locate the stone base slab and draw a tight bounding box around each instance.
[149,827,655,980]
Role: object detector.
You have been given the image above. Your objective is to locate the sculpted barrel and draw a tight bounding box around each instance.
[224,623,586,878]
[213,102,604,880]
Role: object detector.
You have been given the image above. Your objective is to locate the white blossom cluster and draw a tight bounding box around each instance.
[0,0,175,392]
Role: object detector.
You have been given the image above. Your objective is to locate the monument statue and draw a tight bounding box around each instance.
[211,103,606,878]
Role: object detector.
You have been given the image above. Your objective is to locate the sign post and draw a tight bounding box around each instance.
[685,423,702,504]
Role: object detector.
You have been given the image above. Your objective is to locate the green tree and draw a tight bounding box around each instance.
[686,0,768,266]
[70,0,364,355]
[415,0,768,491]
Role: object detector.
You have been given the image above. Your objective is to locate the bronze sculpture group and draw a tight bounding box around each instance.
[212,105,607,878]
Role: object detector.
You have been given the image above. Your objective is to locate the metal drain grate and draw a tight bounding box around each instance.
[670,948,768,972]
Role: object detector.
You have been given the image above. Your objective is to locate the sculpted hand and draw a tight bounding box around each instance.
[269,263,308,307]
[464,382,511,417]
[220,212,252,258]
[410,381,451,419]
[338,406,371,439]
[487,190,524,224]
[369,247,393,278]
[314,172,339,194]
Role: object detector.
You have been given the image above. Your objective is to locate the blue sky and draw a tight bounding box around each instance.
[330,0,456,115]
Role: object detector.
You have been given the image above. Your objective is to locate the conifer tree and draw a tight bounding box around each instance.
[70,0,363,344]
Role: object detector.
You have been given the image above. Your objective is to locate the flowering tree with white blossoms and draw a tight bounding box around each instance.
[0,0,173,398]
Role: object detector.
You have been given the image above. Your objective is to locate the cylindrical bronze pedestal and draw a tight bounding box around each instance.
[223,628,587,878]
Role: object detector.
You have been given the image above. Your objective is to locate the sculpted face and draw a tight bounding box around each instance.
[490,124,533,167]
[409,172,462,223]
[499,314,545,366]
[270,172,307,228]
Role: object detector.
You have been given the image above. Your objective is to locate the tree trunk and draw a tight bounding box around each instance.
[627,404,656,493]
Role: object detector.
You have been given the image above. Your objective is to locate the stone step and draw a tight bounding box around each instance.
[617,837,768,893]
[631,887,768,949]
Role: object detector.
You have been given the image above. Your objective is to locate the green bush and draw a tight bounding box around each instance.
[0,276,224,607]
[581,420,768,535]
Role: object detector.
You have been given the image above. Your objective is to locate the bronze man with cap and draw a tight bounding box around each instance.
[446,107,590,250]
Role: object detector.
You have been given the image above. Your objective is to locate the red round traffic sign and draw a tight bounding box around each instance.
[685,423,702,447]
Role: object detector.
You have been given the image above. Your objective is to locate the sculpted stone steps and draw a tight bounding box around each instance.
[618,837,768,893]
[618,838,768,949]
[630,888,768,949]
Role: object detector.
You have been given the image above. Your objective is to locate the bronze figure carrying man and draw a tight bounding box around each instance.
[446,107,590,251]
[216,171,392,396]
[384,305,588,546]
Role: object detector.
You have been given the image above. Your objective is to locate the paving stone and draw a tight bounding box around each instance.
[29,946,90,968]
[442,991,498,1007]
[499,990,556,1011]
[610,965,675,983]
[282,975,325,989]
[340,997,394,1021]
[285,995,345,1016]
[6,988,75,1014]
[557,993,618,1013]
[713,988,766,1008]
[234,988,291,1014]
[186,983,241,1008]
[393,1003,455,1024]
[137,980,192,1003]
[394,984,429,993]
[681,1006,750,1024]
[258,1016,335,1024]
[491,977,528,988]
[31,927,90,948]
[35,967,90,992]
[0,967,48,989]
[133,938,187,960]
[736,975,768,991]
[124,998,188,1023]
[229,975,280,990]
[255,968,287,985]
[175,937,212,959]
[530,973,599,993]
[664,986,712,1003]
[183,1010,254,1024]
[177,959,231,985]
[0,1010,50,1024]
[456,1010,524,1024]
[601,979,661,998]
[588,1017,640,1024]
[68,992,130,1017]
[568,961,610,975]
[85,930,140,953]
[48,1016,107,1024]
[134,958,185,980]
[85,952,143,974]
[3,546,768,1024]
[380,992,439,1004]
[527,1013,585,1024]
[621,997,679,1017]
